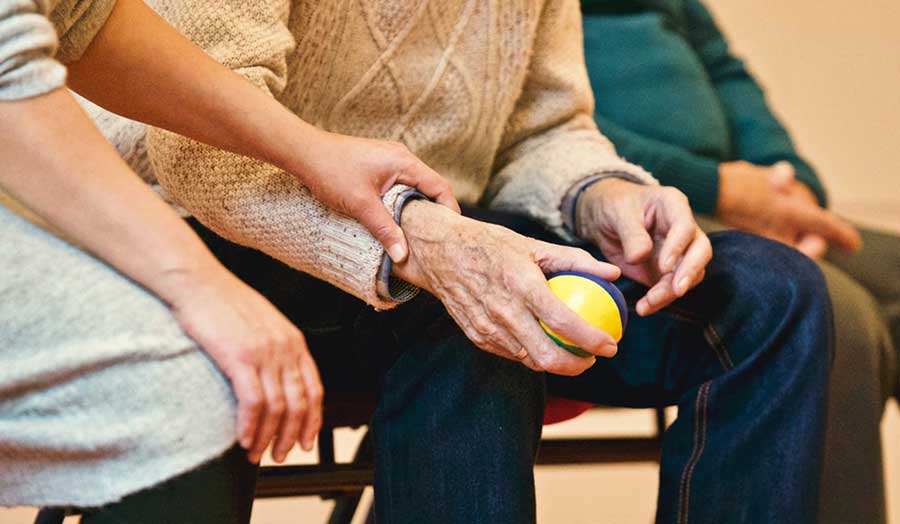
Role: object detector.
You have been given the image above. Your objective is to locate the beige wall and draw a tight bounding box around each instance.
[704,0,900,225]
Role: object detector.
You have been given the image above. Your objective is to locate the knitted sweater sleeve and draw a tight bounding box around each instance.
[683,0,827,207]
[144,0,415,310]
[483,0,656,240]
[0,0,114,100]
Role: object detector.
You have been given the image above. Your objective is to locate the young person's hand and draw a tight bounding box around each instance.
[159,264,323,465]
[576,179,712,316]
[288,130,460,263]
[1,87,325,466]
[68,0,459,267]
[717,161,861,258]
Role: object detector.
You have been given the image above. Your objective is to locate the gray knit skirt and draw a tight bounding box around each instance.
[0,203,237,507]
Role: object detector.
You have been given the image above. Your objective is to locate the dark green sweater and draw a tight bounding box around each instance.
[581,0,827,214]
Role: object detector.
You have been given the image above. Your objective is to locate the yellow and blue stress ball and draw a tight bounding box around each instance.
[541,271,628,358]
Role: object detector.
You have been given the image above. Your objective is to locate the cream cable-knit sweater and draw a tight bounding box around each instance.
[89,0,656,310]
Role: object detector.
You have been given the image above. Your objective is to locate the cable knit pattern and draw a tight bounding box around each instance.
[88,0,655,310]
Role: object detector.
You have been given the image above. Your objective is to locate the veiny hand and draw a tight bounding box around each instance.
[161,265,323,464]
[290,130,460,263]
[718,161,861,258]
[576,179,712,317]
[392,201,622,376]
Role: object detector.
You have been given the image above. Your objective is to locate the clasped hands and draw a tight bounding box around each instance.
[717,160,861,258]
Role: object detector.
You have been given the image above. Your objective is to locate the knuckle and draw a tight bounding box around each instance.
[268,397,286,416]
[470,313,494,336]
[244,393,263,411]
[466,328,487,347]
[542,308,572,333]
[371,220,398,240]
[663,186,688,203]
[287,401,304,418]
[307,385,324,405]
[531,351,555,371]
[234,345,259,366]
[269,332,291,351]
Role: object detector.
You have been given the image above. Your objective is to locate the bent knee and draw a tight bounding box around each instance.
[708,231,829,310]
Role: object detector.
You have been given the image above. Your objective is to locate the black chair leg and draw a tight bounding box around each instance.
[327,431,373,524]
[654,406,668,440]
[34,508,67,524]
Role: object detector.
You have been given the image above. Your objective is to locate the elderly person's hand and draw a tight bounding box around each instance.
[576,179,713,317]
[717,161,861,258]
[392,201,621,376]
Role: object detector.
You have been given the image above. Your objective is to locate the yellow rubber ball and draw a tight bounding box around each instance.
[540,271,628,357]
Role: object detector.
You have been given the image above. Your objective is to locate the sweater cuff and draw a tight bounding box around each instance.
[0,57,66,100]
[792,165,829,208]
[374,188,426,304]
[0,0,66,101]
[561,171,649,236]
[53,0,116,64]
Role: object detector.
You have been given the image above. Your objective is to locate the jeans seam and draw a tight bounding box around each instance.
[677,381,711,524]
[703,323,735,370]
[655,306,736,372]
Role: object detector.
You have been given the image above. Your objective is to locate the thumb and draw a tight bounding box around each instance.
[356,200,409,263]
[795,233,828,259]
[768,161,796,191]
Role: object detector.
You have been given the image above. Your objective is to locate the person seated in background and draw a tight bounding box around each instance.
[580,1,900,523]
[90,0,834,522]
[0,0,456,521]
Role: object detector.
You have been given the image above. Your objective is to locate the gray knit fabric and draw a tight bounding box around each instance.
[0,203,238,507]
[0,0,115,100]
[1,0,237,507]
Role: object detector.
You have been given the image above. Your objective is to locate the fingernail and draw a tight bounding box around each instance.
[636,300,648,316]
[239,436,252,449]
[677,277,690,295]
[603,344,618,357]
[387,243,406,263]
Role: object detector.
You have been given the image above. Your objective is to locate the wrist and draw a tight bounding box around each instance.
[150,254,233,309]
[575,178,633,238]
[390,199,462,288]
[264,116,326,178]
[715,162,744,217]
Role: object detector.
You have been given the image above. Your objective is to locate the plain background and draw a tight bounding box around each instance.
[2,0,898,522]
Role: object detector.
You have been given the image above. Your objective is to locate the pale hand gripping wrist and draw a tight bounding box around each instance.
[285,130,460,263]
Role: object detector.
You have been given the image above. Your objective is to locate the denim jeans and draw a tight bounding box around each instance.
[191,209,833,524]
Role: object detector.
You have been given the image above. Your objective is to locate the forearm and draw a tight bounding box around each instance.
[0,88,222,305]
[65,0,317,179]
[147,126,414,309]
[684,0,827,206]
